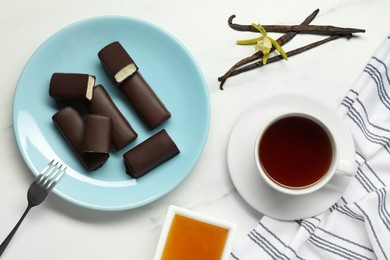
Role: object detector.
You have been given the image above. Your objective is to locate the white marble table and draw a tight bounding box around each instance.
[1,0,389,259]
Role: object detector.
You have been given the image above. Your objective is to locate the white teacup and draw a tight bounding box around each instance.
[254,111,356,196]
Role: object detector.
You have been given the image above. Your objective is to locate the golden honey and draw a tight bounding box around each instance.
[161,214,229,260]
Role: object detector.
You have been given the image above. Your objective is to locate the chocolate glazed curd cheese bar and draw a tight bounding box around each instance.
[88,85,137,150]
[83,114,112,154]
[123,129,180,178]
[49,73,95,102]
[52,107,109,171]
[98,41,171,129]
[97,41,138,85]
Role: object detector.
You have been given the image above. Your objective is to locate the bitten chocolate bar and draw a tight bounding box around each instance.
[123,129,180,178]
[88,85,137,150]
[120,73,171,128]
[49,73,95,101]
[52,106,109,171]
[83,114,112,154]
[98,41,171,128]
[98,41,138,85]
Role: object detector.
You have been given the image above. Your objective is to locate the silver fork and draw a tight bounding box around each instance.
[0,159,66,256]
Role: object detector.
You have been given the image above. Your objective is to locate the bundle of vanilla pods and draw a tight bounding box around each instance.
[218,9,365,90]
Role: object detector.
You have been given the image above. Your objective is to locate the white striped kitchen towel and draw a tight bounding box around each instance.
[230,35,390,260]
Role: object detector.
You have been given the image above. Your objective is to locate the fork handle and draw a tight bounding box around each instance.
[0,205,32,257]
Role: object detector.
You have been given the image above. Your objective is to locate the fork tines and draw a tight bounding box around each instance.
[36,159,67,191]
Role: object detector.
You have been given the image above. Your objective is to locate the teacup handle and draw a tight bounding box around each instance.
[335,160,356,176]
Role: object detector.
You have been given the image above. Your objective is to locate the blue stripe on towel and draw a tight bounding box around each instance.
[343,102,390,152]
[309,234,372,260]
[317,227,374,253]
[258,222,305,260]
[335,205,365,221]
[364,64,390,110]
[372,57,390,85]
[248,230,290,260]
[355,152,386,186]
[230,252,240,260]
[376,189,390,231]
[356,168,377,192]
[355,203,389,260]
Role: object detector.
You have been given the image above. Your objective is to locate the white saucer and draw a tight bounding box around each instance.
[227,93,356,220]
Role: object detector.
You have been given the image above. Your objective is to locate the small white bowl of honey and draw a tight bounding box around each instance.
[153,205,237,260]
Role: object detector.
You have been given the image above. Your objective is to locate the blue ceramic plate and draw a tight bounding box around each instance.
[12,16,210,211]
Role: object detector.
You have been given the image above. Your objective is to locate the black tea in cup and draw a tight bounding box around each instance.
[258,115,333,189]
